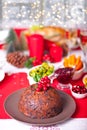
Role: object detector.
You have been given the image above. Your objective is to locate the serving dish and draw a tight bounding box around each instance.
[82,74,87,86]
[63,54,85,80]
[71,90,87,99]
[27,62,62,85]
[4,88,76,126]
[0,69,5,82]
[72,63,85,80]
[71,85,87,99]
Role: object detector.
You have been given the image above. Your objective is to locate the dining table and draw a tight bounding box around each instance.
[0,31,87,130]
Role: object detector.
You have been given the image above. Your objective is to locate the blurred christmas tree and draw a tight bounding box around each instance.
[5,29,22,53]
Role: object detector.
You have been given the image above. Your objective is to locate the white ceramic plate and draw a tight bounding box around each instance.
[0,69,5,82]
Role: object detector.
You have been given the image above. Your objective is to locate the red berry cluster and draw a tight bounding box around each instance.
[72,85,87,94]
[32,54,53,67]
[42,54,53,63]
[32,59,42,66]
[36,76,51,92]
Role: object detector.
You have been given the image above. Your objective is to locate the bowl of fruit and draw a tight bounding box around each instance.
[63,54,85,80]
[71,85,87,99]
[27,62,54,85]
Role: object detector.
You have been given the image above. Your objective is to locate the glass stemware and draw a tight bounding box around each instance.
[65,28,78,55]
[51,67,74,90]
[79,29,87,71]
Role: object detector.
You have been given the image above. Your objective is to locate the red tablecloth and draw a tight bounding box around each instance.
[0,44,4,49]
[0,72,87,119]
[0,73,29,119]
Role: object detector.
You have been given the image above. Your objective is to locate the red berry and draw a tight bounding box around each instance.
[43,87,47,91]
[36,87,41,92]
[37,76,51,91]
[46,83,50,87]
[33,59,42,66]
[38,83,43,89]
[72,85,87,94]
[42,54,53,62]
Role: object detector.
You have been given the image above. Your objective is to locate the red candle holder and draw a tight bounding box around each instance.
[50,45,63,62]
[26,34,44,61]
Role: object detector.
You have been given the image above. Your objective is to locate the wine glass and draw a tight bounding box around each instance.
[65,28,78,55]
[79,28,87,71]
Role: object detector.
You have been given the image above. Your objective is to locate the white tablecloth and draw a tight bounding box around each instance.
[0,118,87,130]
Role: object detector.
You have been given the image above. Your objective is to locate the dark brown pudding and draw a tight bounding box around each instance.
[18,84,63,119]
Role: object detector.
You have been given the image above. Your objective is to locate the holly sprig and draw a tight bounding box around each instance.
[24,57,36,68]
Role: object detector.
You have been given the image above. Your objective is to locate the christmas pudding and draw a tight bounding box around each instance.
[18,77,63,119]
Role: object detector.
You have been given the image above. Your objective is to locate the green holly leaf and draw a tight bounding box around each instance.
[36,74,42,81]
[24,57,36,68]
[33,75,38,82]
[33,74,42,82]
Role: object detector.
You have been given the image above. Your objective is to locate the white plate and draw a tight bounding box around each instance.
[0,69,5,82]
[27,64,53,85]
[0,59,6,68]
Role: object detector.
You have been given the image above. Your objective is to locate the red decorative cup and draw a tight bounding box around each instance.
[26,34,44,61]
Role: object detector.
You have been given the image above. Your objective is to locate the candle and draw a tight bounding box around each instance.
[50,45,63,62]
[26,34,44,61]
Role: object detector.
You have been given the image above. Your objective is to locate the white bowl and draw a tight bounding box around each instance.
[70,85,87,99]
[27,70,37,85]
[71,90,87,99]
[72,63,85,80]
[82,74,87,85]
[27,71,53,85]
[27,64,54,85]
[0,69,5,82]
